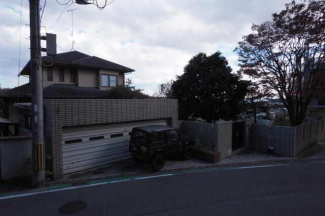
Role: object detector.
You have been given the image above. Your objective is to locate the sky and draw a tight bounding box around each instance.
[0,0,292,95]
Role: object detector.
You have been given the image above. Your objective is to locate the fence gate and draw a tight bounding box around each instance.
[232,121,245,150]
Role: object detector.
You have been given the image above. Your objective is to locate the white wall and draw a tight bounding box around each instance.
[78,68,99,88]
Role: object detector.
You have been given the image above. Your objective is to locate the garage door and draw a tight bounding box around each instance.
[62,119,168,175]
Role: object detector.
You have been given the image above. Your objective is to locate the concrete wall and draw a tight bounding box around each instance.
[44,99,178,179]
[179,121,232,159]
[317,120,325,143]
[254,119,325,157]
[0,137,32,180]
[254,125,295,157]
[295,120,324,155]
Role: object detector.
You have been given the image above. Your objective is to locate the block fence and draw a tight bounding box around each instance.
[178,121,232,159]
[253,119,325,157]
[44,99,178,179]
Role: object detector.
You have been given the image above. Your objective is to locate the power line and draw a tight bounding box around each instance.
[48,2,72,30]
[92,0,116,10]
[55,0,73,6]
[40,0,46,19]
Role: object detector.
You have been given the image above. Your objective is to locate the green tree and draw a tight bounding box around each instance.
[108,79,148,99]
[236,0,325,126]
[172,52,249,122]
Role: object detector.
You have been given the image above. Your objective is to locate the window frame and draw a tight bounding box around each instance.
[47,67,53,81]
[101,74,118,87]
[70,68,77,83]
[59,68,65,82]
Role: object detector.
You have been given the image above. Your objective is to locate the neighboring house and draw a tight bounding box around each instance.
[0,51,135,126]
[306,64,325,119]
[21,50,134,89]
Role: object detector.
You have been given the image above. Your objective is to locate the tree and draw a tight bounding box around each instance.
[245,81,274,123]
[171,52,249,122]
[235,0,325,126]
[108,79,148,99]
[154,81,174,98]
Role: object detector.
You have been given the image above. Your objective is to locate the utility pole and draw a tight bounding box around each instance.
[29,0,45,187]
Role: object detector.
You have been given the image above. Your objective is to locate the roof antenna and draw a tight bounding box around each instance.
[67,8,77,51]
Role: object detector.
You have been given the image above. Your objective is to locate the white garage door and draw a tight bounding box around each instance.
[62,119,168,175]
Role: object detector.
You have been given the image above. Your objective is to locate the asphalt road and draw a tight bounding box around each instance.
[1,161,325,216]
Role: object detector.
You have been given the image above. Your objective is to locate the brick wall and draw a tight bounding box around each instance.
[44,99,178,179]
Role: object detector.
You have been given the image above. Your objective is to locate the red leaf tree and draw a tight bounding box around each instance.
[236,0,325,126]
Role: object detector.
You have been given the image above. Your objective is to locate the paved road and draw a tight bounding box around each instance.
[1,161,325,216]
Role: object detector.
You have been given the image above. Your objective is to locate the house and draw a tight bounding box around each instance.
[21,50,134,89]
[0,51,135,129]
[0,51,178,179]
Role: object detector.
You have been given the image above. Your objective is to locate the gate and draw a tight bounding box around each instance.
[232,121,245,150]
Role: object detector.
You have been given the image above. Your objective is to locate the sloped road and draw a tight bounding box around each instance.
[1,161,325,216]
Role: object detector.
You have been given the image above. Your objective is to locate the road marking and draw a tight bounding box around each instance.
[135,174,174,180]
[0,162,304,201]
[0,173,174,201]
[229,164,287,170]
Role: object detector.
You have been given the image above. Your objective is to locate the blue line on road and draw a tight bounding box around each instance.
[0,163,290,201]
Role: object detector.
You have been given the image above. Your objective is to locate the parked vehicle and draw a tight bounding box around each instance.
[129,125,193,171]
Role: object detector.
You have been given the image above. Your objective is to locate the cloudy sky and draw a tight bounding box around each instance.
[1,0,291,94]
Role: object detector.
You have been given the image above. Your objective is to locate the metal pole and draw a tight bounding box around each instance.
[29,0,45,187]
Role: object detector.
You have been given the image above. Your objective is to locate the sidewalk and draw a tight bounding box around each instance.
[297,143,325,159]
[2,146,325,195]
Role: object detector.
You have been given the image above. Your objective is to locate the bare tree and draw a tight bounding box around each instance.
[236,0,325,126]
[245,81,274,123]
[154,81,174,98]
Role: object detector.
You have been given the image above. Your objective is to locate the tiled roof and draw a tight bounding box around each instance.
[20,51,134,75]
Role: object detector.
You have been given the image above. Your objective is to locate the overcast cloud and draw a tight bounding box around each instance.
[1,0,291,94]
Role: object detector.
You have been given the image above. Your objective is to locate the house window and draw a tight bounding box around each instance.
[59,68,65,82]
[25,116,32,129]
[110,75,117,87]
[70,69,77,83]
[47,67,53,81]
[101,75,118,87]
